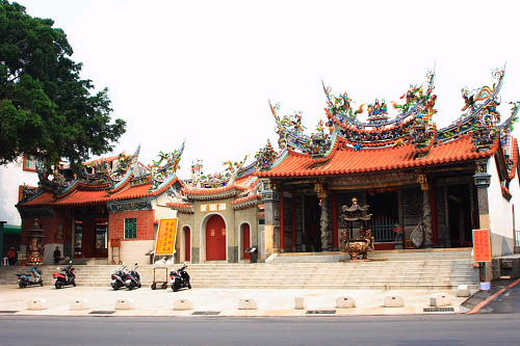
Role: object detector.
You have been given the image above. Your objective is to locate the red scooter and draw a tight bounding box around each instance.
[53,262,76,289]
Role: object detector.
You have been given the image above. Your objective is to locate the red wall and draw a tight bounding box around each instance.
[21,210,69,245]
[108,210,156,241]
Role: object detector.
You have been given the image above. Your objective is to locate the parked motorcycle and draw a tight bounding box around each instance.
[15,267,43,288]
[170,264,191,292]
[53,262,76,289]
[111,265,127,290]
[124,263,141,290]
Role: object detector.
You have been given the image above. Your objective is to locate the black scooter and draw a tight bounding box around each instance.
[170,264,191,292]
[124,263,141,290]
[15,267,43,288]
[111,265,127,290]
[53,263,76,289]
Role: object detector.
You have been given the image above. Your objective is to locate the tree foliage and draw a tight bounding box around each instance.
[0,0,126,171]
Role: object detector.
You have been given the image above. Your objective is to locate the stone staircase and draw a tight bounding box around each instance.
[0,249,478,289]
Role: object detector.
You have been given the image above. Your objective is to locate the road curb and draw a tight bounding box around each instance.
[467,278,520,315]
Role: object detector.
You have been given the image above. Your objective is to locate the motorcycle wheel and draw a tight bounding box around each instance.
[18,282,26,289]
[72,280,76,287]
[55,281,62,289]
[172,285,178,292]
[188,283,192,289]
[137,283,141,288]
[111,283,120,291]
[40,281,44,287]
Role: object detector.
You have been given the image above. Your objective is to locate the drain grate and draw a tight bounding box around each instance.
[192,311,221,316]
[0,310,17,314]
[89,310,116,315]
[306,310,336,315]
[423,307,455,313]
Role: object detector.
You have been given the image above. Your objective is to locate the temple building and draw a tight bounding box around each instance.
[16,67,520,264]
[256,68,520,258]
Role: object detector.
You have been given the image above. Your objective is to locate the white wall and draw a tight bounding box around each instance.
[119,240,154,265]
[0,159,39,226]
[487,156,515,256]
[153,194,178,220]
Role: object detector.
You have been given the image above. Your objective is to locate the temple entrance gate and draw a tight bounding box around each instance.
[205,214,226,260]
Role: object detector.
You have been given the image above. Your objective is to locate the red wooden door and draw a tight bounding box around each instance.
[242,224,251,260]
[206,215,226,260]
[184,227,191,262]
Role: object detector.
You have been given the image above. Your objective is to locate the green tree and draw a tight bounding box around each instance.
[0,0,125,172]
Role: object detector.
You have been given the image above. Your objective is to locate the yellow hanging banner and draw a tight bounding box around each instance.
[154,218,179,256]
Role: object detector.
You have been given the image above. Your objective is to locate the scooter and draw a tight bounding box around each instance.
[170,264,191,292]
[15,267,43,288]
[111,265,127,290]
[53,263,76,289]
[124,263,141,290]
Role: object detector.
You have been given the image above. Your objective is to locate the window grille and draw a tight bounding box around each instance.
[125,218,138,239]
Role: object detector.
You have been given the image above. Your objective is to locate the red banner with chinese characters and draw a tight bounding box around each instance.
[473,229,491,262]
[154,218,178,256]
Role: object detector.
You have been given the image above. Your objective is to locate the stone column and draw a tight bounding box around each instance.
[260,179,280,257]
[473,160,492,281]
[419,174,433,248]
[315,183,331,251]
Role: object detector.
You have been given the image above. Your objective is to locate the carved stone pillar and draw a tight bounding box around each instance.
[260,179,280,257]
[315,183,331,251]
[418,174,433,248]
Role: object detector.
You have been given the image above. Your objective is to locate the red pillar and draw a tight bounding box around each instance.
[280,184,285,251]
[332,191,338,249]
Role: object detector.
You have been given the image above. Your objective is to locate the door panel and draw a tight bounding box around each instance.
[206,215,226,260]
[242,224,251,260]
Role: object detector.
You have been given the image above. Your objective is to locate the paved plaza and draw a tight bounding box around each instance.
[0,286,471,317]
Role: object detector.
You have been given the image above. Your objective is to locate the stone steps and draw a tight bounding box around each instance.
[0,257,479,289]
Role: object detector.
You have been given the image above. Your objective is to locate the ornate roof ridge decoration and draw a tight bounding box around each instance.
[270,100,333,158]
[18,186,45,204]
[323,69,436,129]
[322,70,437,151]
[109,145,142,182]
[36,162,75,194]
[149,141,185,191]
[437,67,509,150]
[188,155,249,189]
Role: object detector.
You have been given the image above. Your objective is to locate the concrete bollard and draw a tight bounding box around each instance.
[384,293,404,308]
[336,296,356,308]
[173,298,194,311]
[115,298,135,310]
[70,299,90,310]
[238,298,257,310]
[430,293,451,307]
[27,299,47,310]
[457,285,470,297]
[294,297,306,310]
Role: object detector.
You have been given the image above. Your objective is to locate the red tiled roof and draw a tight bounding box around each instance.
[19,178,179,207]
[257,135,498,178]
[231,194,262,205]
[21,192,56,206]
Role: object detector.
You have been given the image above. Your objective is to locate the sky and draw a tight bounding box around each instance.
[16,0,520,178]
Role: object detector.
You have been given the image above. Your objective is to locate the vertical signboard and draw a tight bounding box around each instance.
[473,229,492,262]
[154,218,179,257]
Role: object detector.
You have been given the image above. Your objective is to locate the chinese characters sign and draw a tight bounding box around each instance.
[155,218,178,256]
[473,229,491,262]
